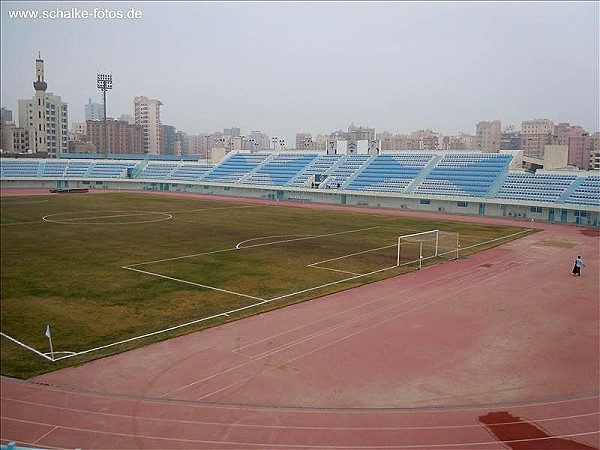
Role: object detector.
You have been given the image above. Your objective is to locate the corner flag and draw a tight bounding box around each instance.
[45,325,54,360]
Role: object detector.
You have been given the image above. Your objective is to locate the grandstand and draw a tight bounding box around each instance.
[1,151,598,226]
[202,152,270,183]
[346,153,434,194]
[496,173,578,203]
[413,153,512,197]
[241,153,318,186]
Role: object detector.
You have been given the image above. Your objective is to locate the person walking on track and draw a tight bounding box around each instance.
[572,255,585,276]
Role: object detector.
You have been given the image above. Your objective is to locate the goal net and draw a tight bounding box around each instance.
[397,229,459,269]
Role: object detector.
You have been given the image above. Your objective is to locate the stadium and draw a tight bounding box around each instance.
[1,149,598,225]
[1,150,599,448]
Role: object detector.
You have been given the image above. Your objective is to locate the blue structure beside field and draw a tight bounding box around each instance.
[1,151,598,226]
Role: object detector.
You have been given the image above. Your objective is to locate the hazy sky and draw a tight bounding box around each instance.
[2,1,599,145]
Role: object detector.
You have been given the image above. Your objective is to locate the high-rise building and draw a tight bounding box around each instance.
[553,123,592,170]
[295,133,318,151]
[161,125,176,156]
[330,124,376,143]
[347,124,375,142]
[247,131,270,151]
[407,130,442,151]
[1,108,14,152]
[134,96,162,155]
[68,122,87,142]
[118,114,134,124]
[1,107,13,124]
[224,127,241,138]
[86,118,143,154]
[476,120,501,152]
[175,131,189,156]
[590,133,600,170]
[186,133,210,157]
[2,124,33,153]
[46,93,68,154]
[85,98,104,121]
[19,92,68,155]
[16,55,69,156]
[500,125,521,150]
[521,119,555,158]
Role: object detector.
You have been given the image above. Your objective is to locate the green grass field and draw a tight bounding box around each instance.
[0,192,534,378]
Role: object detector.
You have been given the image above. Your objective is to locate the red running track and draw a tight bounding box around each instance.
[1,190,599,448]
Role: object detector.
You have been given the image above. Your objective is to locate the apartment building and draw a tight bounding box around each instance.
[85,98,104,121]
[500,126,521,150]
[86,118,143,154]
[19,92,68,156]
[134,96,163,155]
[521,119,555,158]
[295,133,319,151]
[476,120,501,152]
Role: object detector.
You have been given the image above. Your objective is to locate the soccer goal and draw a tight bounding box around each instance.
[397,229,460,269]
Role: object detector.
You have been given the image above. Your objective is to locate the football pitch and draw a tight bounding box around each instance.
[0,192,534,378]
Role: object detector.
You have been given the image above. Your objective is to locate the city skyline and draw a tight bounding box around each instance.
[1,1,598,146]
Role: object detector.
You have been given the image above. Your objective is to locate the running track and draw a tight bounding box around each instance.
[1,190,599,449]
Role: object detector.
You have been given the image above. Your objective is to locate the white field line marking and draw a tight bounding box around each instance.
[264,244,459,304]
[308,243,397,267]
[126,226,380,267]
[172,265,498,396]
[195,257,536,400]
[244,265,501,362]
[309,266,362,276]
[233,258,486,354]
[458,228,534,252]
[170,260,496,399]
[18,229,532,363]
[236,226,379,249]
[265,264,400,303]
[51,296,270,362]
[123,266,264,301]
[125,246,240,267]
[44,254,537,364]
[0,332,54,361]
[3,397,598,431]
[236,235,314,250]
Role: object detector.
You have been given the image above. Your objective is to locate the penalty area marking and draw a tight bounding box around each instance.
[4,228,534,362]
[126,226,380,267]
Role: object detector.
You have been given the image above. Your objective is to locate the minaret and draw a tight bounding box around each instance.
[32,52,47,153]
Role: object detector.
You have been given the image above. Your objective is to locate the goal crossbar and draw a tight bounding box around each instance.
[397,229,459,269]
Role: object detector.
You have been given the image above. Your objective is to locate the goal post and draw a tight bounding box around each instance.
[397,229,459,269]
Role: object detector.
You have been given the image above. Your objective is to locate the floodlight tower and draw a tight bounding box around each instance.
[97,73,113,157]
